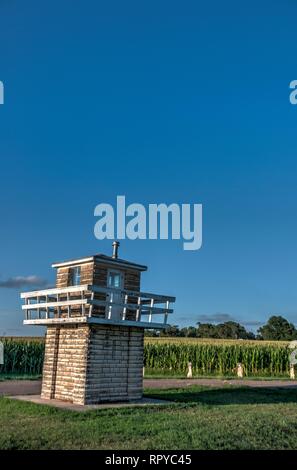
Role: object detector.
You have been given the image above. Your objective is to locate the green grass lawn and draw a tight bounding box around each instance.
[1,386,297,450]
[0,374,41,381]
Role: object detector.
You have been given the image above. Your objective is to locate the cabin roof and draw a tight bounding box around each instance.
[51,254,148,271]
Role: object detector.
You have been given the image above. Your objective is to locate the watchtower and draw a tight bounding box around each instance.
[20,243,175,405]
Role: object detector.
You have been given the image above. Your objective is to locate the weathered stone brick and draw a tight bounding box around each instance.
[41,323,144,404]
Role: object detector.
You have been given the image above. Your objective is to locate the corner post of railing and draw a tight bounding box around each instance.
[164,300,170,325]
[46,295,49,319]
[122,294,128,320]
[25,298,29,320]
[107,289,113,320]
[37,295,40,319]
[136,296,141,321]
[148,298,154,323]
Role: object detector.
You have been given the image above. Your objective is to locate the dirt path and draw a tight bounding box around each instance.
[0,380,42,396]
[1,378,297,397]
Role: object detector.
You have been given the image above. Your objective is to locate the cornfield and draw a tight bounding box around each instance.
[0,337,293,377]
[144,338,291,377]
[0,338,44,375]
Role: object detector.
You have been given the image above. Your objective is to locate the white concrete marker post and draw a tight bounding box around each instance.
[237,363,244,379]
[187,361,193,379]
[0,341,4,366]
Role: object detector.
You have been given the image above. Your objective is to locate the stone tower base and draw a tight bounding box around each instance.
[41,324,144,405]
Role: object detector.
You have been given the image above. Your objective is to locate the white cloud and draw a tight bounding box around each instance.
[0,275,48,289]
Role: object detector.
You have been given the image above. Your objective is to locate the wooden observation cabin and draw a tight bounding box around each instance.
[20,242,175,404]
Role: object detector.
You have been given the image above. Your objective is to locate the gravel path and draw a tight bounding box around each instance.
[144,378,297,389]
[1,378,297,397]
[0,380,42,396]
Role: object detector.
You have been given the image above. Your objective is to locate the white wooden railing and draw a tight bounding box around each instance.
[20,284,175,328]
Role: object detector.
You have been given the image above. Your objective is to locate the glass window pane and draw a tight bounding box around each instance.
[114,274,120,288]
[69,266,81,286]
[108,272,121,288]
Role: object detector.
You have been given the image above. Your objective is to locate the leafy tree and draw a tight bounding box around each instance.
[180,326,197,337]
[196,321,255,339]
[246,330,256,340]
[160,325,181,337]
[258,315,297,341]
[215,321,253,340]
[196,323,218,338]
[144,329,159,337]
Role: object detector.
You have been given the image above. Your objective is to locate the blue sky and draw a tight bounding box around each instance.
[1,0,297,335]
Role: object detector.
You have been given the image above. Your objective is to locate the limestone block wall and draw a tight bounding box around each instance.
[41,324,144,405]
[41,325,89,403]
[56,262,94,288]
[85,325,144,404]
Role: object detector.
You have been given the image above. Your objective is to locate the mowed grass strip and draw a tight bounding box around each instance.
[1,386,297,450]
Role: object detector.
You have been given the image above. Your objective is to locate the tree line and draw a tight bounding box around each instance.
[145,315,297,341]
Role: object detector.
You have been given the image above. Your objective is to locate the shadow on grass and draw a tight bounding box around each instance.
[145,386,297,406]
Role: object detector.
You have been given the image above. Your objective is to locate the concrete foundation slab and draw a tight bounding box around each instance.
[9,394,173,412]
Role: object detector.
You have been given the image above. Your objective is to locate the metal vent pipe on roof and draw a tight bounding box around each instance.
[112,241,120,259]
